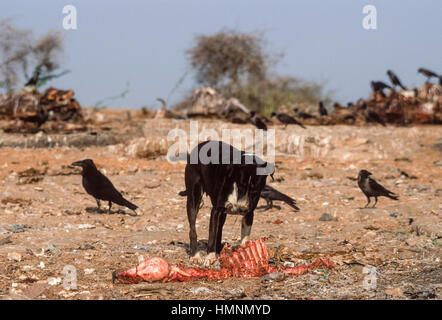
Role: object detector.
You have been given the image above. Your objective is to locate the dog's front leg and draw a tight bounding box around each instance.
[240,210,254,245]
[205,207,226,266]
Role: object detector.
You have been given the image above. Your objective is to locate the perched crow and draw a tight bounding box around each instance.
[371,81,392,93]
[157,98,167,109]
[24,68,41,87]
[72,159,138,213]
[293,107,316,119]
[387,70,407,90]
[418,68,439,80]
[318,101,328,116]
[357,170,398,208]
[271,112,306,129]
[249,111,267,131]
[259,185,299,211]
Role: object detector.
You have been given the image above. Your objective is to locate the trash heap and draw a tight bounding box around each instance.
[173,82,442,126]
[0,87,85,133]
[327,82,442,125]
[174,86,252,123]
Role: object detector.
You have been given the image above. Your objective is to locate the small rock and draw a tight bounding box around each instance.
[77,224,95,229]
[385,287,404,296]
[84,268,95,275]
[8,252,22,262]
[190,287,214,295]
[319,213,333,221]
[261,272,287,282]
[47,277,61,286]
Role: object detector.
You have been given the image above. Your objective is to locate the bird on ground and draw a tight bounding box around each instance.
[418,68,439,81]
[259,185,299,211]
[271,112,306,129]
[318,101,328,116]
[249,111,267,131]
[361,103,386,126]
[357,170,398,208]
[293,107,316,119]
[387,70,407,90]
[71,159,138,214]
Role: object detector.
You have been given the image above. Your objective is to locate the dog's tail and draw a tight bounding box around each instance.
[178,190,187,197]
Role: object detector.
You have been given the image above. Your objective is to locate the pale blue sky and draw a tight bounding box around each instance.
[1,0,441,109]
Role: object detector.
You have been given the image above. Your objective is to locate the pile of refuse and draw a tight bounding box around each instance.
[327,82,442,125]
[0,87,85,133]
[172,82,442,126]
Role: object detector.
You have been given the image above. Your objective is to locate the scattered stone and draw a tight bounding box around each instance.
[77,224,95,230]
[189,287,214,295]
[385,287,404,297]
[0,236,12,245]
[8,252,22,262]
[319,213,333,221]
[47,277,61,286]
[261,272,287,282]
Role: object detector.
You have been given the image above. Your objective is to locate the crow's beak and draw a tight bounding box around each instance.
[71,161,83,167]
[367,171,373,175]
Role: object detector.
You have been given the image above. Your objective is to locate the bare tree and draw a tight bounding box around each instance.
[186,29,274,90]
[0,18,67,93]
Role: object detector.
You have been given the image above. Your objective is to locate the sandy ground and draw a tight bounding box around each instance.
[0,113,441,300]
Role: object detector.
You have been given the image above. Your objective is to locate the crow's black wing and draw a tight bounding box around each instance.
[261,185,299,211]
[368,177,395,197]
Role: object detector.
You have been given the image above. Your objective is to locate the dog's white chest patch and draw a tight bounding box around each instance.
[225,183,248,214]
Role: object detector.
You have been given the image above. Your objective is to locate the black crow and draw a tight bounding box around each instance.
[318,101,328,116]
[387,70,407,90]
[362,103,386,126]
[259,185,299,211]
[358,170,398,208]
[418,68,439,81]
[71,159,138,213]
[293,107,316,119]
[249,111,267,131]
[271,112,306,129]
[24,68,41,87]
[371,81,392,92]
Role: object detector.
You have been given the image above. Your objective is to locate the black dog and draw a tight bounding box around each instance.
[180,140,274,265]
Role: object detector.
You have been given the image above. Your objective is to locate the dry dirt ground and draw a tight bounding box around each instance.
[0,110,441,300]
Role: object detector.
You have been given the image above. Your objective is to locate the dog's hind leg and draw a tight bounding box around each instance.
[186,183,203,261]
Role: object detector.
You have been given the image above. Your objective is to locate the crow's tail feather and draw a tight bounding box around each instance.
[387,193,399,200]
[118,197,138,211]
[265,187,300,211]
